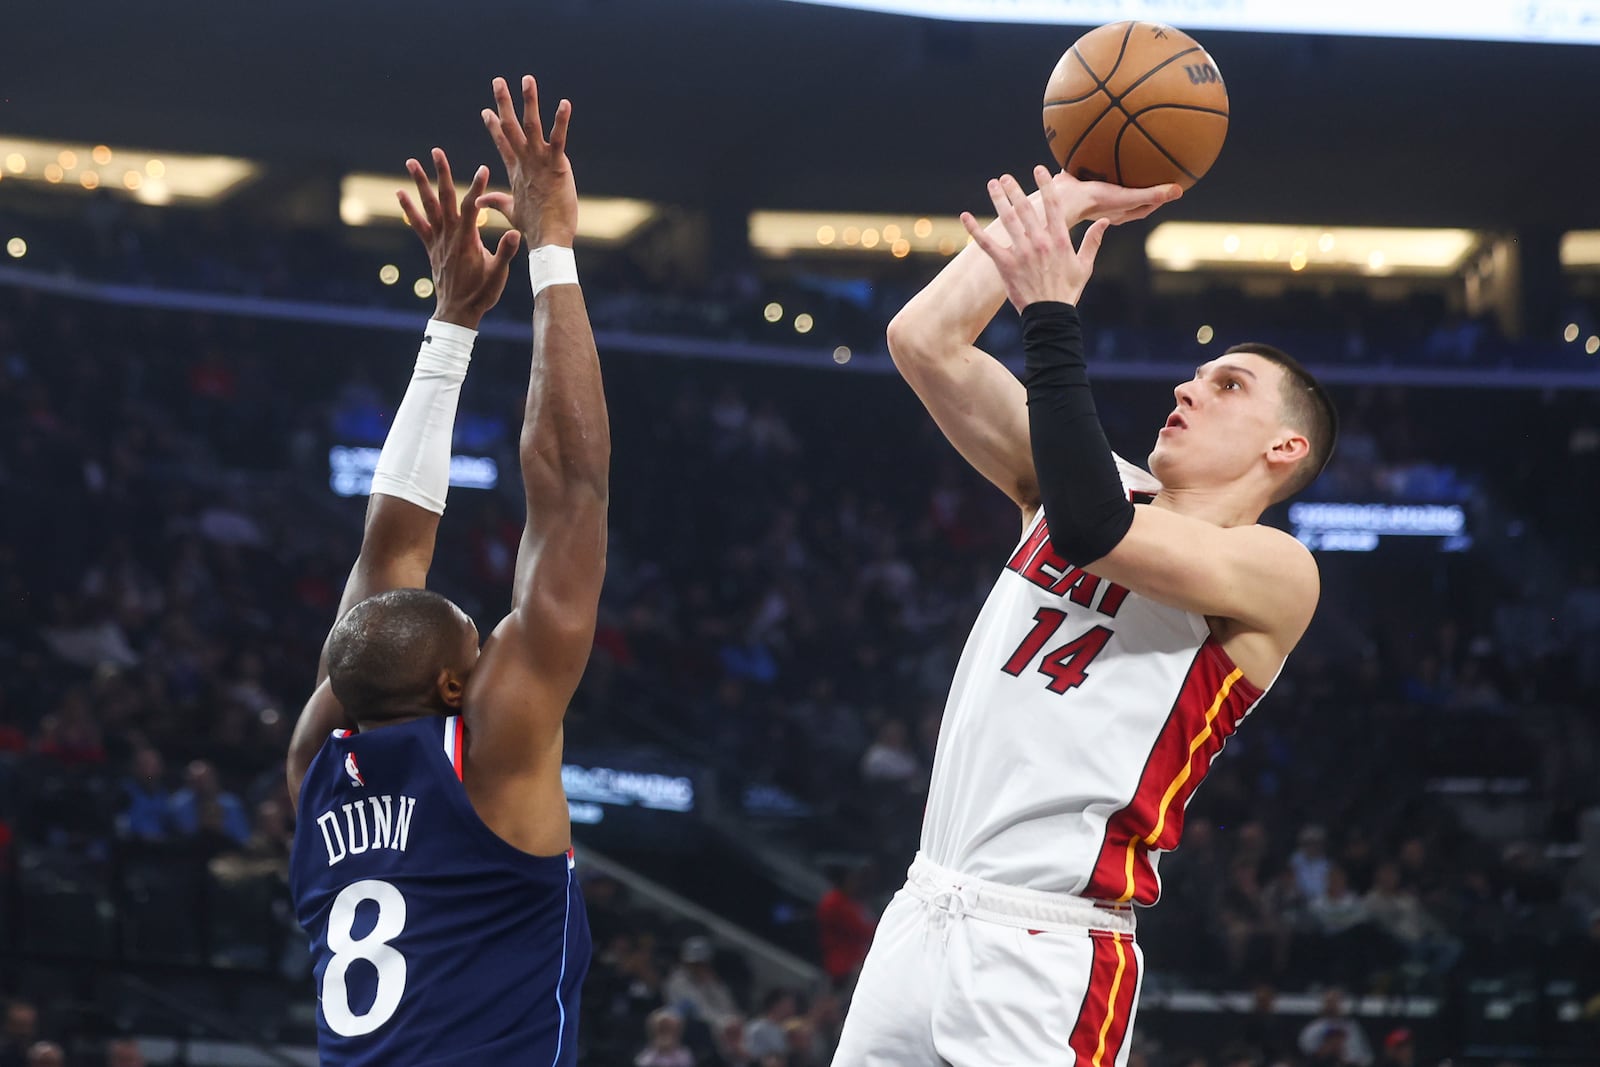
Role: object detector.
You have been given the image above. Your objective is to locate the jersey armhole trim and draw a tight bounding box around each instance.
[443,715,465,781]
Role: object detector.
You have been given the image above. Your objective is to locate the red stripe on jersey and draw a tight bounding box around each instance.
[1067,931,1136,1067]
[1005,514,1052,573]
[451,717,465,781]
[1082,637,1264,905]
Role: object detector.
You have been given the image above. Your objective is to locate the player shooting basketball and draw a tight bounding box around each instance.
[832,167,1337,1064]
[286,76,604,1066]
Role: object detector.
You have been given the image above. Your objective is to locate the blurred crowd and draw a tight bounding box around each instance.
[1,277,1599,1063]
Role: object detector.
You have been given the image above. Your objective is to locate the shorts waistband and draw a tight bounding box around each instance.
[904,853,1137,936]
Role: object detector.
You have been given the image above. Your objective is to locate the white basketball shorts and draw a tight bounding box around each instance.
[832,853,1143,1067]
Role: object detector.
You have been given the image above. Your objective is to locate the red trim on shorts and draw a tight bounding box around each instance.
[1082,637,1264,905]
[1067,930,1139,1066]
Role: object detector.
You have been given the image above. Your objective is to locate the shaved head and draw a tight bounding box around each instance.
[326,589,476,715]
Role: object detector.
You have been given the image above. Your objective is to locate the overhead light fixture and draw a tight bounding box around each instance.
[0,134,256,202]
[749,211,990,258]
[1147,223,1481,276]
[338,173,657,244]
[1561,231,1600,270]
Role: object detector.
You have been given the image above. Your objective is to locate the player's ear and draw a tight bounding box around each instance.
[1266,429,1310,479]
[436,669,466,709]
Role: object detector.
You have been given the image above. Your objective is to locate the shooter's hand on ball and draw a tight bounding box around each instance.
[396,149,522,329]
[962,169,1112,313]
[1050,167,1183,225]
[479,75,579,249]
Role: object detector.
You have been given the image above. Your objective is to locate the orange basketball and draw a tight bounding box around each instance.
[1042,21,1229,190]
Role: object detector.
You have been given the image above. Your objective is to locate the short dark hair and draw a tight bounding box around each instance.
[325,589,468,713]
[1223,342,1338,502]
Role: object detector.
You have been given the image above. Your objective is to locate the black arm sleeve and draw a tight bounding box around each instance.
[1020,301,1134,567]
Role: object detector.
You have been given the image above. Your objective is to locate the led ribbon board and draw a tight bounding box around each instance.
[778,0,1600,45]
[1288,502,1471,553]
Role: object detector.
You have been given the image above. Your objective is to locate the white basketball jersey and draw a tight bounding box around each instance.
[919,461,1274,904]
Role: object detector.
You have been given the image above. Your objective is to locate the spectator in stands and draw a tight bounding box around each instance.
[1364,862,1458,974]
[118,746,174,841]
[858,719,919,785]
[1309,864,1377,986]
[635,1008,695,1067]
[1377,1029,1414,1067]
[1298,990,1373,1066]
[40,597,138,671]
[33,689,106,768]
[743,989,797,1062]
[1237,984,1294,1065]
[0,1002,38,1067]
[23,1044,63,1067]
[1304,1027,1358,1067]
[663,937,741,1045]
[781,1016,819,1067]
[815,865,875,987]
[1290,825,1332,902]
[804,989,844,1061]
[167,758,250,844]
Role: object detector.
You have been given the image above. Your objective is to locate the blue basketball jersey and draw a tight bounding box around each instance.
[290,715,590,1066]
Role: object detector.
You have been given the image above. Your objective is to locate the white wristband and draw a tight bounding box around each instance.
[368,320,476,515]
[528,244,579,298]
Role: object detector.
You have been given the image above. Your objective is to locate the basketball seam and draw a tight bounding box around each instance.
[1124,103,1229,120]
[1105,47,1213,185]
[1063,102,1116,177]
[1044,91,1102,107]
[1103,22,1138,87]
[1112,45,1204,104]
[1059,25,1135,174]
[1117,117,1200,184]
[1114,103,1228,184]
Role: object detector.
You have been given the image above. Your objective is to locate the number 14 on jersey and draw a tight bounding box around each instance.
[1000,610,1113,694]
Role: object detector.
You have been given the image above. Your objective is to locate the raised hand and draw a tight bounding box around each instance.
[397,148,522,329]
[961,166,1112,313]
[479,75,578,249]
[1049,167,1182,226]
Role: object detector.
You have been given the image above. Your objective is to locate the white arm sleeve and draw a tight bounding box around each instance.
[368,319,476,514]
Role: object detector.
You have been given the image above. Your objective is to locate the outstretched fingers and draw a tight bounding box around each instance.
[988,176,1034,251]
[547,98,572,155]
[476,191,515,219]
[521,75,544,145]
[1076,217,1112,272]
[490,77,527,158]
[432,149,458,223]
[1036,164,1066,237]
[459,165,491,229]
[489,229,522,279]
[960,210,1005,264]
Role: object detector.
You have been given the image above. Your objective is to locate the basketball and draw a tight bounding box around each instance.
[1042,21,1229,190]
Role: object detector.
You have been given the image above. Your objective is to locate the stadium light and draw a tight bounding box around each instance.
[749,210,990,258]
[338,173,658,244]
[1147,223,1481,276]
[1561,231,1600,270]
[0,135,256,203]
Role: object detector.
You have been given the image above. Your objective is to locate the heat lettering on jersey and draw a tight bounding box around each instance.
[317,795,417,867]
[1004,518,1130,619]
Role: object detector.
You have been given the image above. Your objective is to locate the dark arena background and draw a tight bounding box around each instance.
[3,0,1600,1063]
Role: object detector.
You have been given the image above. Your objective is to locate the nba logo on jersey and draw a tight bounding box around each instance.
[344,751,365,788]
